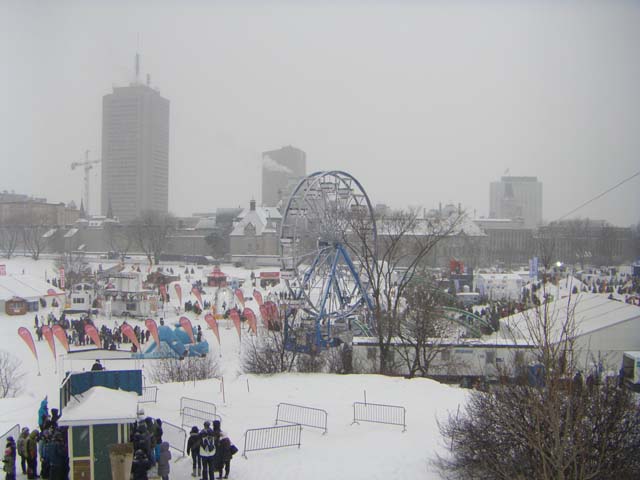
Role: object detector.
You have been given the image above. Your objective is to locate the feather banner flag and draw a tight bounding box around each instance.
[51,324,70,352]
[191,287,203,308]
[229,308,242,340]
[84,323,102,348]
[145,318,160,347]
[41,326,56,361]
[243,307,257,335]
[179,316,196,344]
[174,283,183,307]
[253,289,263,307]
[120,323,141,352]
[159,284,167,303]
[259,304,271,329]
[234,288,245,308]
[18,327,38,362]
[204,313,220,346]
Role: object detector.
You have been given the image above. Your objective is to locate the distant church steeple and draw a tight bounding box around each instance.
[79,199,86,219]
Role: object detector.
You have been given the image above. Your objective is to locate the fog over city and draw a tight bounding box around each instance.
[2,0,639,226]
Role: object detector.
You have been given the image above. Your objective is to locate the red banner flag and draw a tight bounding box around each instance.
[59,267,65,289]
[243,307,257,335]
[145,318,160,347]
[229,308,242,339]
[52,325,70,352]
[266,301,280,327]
[204,313,220,346]
[191,287,203,308]
[253,289,263,306]
[18,327,38,361]
[259,304,270,328]
[41,326,56,360]
[84,323,102,348]
[179,316,196,344]
[174,283,182,306]
[234,288,245,308]
[120,323,141,352]
[159,284,167,303]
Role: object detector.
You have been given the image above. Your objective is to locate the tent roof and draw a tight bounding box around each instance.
[58,386,139,426]
[0,275,64,302]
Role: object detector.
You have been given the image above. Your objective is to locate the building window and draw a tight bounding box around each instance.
[73,297,85,304]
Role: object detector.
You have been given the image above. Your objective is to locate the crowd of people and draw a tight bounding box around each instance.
[185,420,236,480]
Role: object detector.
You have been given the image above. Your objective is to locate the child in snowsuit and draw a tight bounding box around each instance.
[186,426,201,477]
[3,436,16,480]
[156,442,171,480]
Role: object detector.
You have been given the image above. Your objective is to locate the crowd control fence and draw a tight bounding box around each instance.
[352,402,406,431]
[242,424,302,458]
[275,403,328,434]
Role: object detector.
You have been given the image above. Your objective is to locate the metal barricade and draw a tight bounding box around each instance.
[242,424,302,458]
[162,420,186,456]
[0,424,20,447]
[181,407,222,430]
[275,403,328,434]
[352,402,406,431]
[139,386,158,403]
[180,397,217,417]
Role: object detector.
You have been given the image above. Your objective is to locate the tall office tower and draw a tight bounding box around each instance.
[261,145,307,207]
[489,176,543,228]
[101,58,170,222]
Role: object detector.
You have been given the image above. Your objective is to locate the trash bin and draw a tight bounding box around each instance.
[108,443,133,480]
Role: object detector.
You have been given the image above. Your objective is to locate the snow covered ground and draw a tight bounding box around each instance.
[0,257,467,480]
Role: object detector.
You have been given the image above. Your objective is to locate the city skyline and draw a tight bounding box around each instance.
[2,1,640,226]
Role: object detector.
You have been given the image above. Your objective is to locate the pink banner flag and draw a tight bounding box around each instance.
[204,313,220,346]
[51,324,70,352]
[145,318,160,347]
[259,304,270,328]
[234,288,245,308]
[191,287,203,308]
[84,323,102,348]
[253,289,263,306]
[159,284,167,303]
[174,283,182,306]
[179,316,196,344]
[18,327,38,361]
[120,323,141,351]
[266,301,280,327]
[41,326,56,361]
[243,307,257,335]
[47,288,57,296]
[229,308,242,340]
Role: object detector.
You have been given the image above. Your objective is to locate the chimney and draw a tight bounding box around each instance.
[250,199,256,211]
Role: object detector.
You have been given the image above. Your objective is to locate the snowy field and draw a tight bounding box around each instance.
[0,257,467,480]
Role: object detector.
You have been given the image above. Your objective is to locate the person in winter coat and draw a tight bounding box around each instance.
[186,426,202,477]
[156,442,171,480]
[131,450,151,480]
[213,434,233,479]
[16,428,28,475]
[25,430,39,479]
[3,436,16,480]
[46,433,68,480]
[199,428,216,480]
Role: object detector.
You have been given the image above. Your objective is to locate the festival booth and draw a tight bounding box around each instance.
[4,296,27,315]
[101,272,156,318]
[207,266,228,287]
[59,370,143,480]
[259,271,280,288]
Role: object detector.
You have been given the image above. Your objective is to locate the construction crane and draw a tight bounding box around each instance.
[70,150,101,216]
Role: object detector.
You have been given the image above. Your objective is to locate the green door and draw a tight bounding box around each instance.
[93,424,119,480]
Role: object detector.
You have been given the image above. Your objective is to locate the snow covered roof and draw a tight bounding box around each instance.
[501,293,640,342]
[0,275,64,302]
[58,386,139,426]
[231,206,282,237]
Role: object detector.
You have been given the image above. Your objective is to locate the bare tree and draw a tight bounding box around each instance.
[345,207,464,374]
[438,286,640,480]
[242,328,298,374]
[130,211,176,265]
[395,272,456,378]
[55,251,90,286]
[22,213,50,260]
[148,355,219,384]
[0,351,25,398]
[105,222,134,261]
[0,216,22,259]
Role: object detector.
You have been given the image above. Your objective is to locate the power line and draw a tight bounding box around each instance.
[555,169,640,221]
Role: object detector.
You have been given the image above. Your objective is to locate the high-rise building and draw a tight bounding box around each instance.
[101,65,170,222]
[489,176,542,228]
[261,145,306,207]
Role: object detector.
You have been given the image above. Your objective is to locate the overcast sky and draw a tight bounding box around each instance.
[1,0,639,226]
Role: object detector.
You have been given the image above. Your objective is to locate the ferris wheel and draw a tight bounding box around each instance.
[280,171,376,350]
